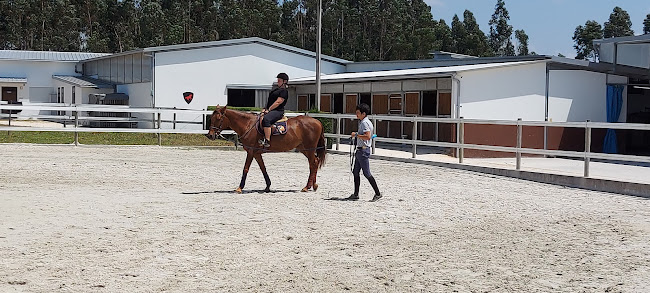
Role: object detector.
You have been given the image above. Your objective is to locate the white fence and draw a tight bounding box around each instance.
[1,104,649,178]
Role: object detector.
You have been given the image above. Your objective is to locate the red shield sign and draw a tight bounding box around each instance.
[183,92,193,104]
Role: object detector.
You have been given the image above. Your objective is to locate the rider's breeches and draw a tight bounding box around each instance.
[262,110,283,127]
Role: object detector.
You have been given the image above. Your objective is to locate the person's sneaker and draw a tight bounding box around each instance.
[370,193,382,202]
[258,138,270,148]
[345,194,359,201]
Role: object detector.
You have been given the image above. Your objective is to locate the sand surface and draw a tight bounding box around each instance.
[1,144,649,292]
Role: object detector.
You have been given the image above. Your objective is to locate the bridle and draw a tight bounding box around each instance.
[210,113,226,139]
[210,111,259,141]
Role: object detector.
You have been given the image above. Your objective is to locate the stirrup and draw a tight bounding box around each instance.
[258,139,270,148]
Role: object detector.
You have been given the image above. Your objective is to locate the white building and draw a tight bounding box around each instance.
[0,50,109,117]
[79,37,350,128]
[3,36,648,155]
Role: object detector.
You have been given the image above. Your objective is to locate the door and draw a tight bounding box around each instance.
[344,94,358,134]
[1,87,17,103]
[298,95,309,111]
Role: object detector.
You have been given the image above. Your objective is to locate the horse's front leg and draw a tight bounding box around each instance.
[236,152,255,194]
[254,153,271,192]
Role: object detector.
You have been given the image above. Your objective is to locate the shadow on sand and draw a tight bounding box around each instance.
[182,189,300,195]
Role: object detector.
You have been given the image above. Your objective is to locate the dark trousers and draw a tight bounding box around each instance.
[262,110,283,127]
[353,148,380,196]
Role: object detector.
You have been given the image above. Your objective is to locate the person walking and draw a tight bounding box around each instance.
[346,103,382,202]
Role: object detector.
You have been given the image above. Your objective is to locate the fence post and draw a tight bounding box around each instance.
[173,107,176,130]
[157,112,162,146]
[7,112,11,137]
[74,110,79,146]
[372,117,377,155]
[412,117,417,158]
[456,117,465,164]
[336,115,341,151]
[516,118,522,170]
[584,120,591,177]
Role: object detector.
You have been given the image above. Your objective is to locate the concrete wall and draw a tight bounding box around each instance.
[153,42,346,129]
[1,60,78,117]
[457,62,626,123]
[458,62,547,121]
[117,82,154,128]
[548,71,627,123]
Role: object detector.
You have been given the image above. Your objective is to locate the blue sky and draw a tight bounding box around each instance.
[425,0,650,58]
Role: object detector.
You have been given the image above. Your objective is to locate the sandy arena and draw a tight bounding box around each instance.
[0,144,649,292]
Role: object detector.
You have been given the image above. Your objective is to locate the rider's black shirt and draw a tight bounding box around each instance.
[266,87,288,112]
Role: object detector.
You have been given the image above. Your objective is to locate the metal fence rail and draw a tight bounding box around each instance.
[1,105,649,178]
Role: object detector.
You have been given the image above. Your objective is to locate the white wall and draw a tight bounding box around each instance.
[458,62,547,121]
[1,60,78,117]
[153,43,346,129]
[117,82,154,128]
[548,71,627,122]
[457,62,626,123]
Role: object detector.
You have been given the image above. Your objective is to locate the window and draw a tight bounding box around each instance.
[421,91,437,116]
[227,89,256,107]
[389,94,402,114]
[360,93,371,109]
[333,93,344,114]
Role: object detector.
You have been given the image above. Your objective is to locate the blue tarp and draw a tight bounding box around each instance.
[603,85,624,154]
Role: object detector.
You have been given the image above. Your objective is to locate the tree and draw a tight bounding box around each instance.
[557,53,565,57]
[603,6,634,38]
[450,14,467,54]
[488,0,514,56]
[433,19,453,53]
[138,0,166,47]
[514,29,528,56]
[643,13,650,34]
[573,20,602,60]
[462,10,492,57]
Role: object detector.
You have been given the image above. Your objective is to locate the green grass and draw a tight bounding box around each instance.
[0,131,233,146]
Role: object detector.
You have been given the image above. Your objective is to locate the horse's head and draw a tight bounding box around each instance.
[205,105,228,140]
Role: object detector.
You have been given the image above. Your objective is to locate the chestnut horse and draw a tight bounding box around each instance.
[206,106,326,193]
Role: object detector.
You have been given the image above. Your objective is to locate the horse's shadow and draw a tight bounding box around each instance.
[182,189,300,195]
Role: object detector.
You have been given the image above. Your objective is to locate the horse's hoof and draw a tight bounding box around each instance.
[312,183,319,191]
[235,187,242,194]
[301,187,309,192]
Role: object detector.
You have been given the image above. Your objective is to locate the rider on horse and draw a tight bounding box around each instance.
[259,73,289,147]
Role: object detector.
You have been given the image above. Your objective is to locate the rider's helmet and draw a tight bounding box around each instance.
[276,72,289,81]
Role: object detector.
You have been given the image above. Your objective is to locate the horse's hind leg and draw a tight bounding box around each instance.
[301,150,318,192]
[236,152,255,194]
[254,153,271,192]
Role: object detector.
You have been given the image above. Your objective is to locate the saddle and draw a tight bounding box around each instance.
[257,115,289,136]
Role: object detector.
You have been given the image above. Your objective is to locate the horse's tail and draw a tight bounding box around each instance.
[317,123,327,169]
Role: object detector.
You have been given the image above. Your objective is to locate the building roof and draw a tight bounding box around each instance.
[0,77,28,83]
[291,60,546,84]
[0,50,110,62]
[52,75,114,88]
[82,37,351,65]
[346,55,551,72]
[593,34,650,45]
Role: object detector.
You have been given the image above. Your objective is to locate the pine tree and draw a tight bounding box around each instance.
[488,0,514,56]
[433,19,453,53]
[643,13,650,34]
[603,6,634,38]
[462,10,492,57]
[573,20,602,60]
[514,29,528,56]
[450,14,468,54]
